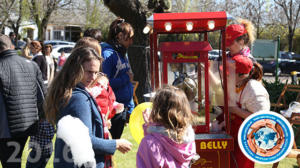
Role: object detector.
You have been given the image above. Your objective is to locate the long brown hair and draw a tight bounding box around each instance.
[249,62,263,81]
[75,37,102,56]
[240,62,263,87]
[107,18,134,43]
[45,47,102,125]
[74,37,103,71]
[150,85,193,143]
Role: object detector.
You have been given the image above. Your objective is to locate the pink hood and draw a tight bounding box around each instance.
[136,124,199,168]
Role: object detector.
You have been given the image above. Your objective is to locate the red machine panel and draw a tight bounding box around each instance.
[147,11,234,168]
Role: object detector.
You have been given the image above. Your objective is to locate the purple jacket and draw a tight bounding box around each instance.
[136,124,198,168]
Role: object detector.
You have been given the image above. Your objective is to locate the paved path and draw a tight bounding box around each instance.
[263,73,292,83]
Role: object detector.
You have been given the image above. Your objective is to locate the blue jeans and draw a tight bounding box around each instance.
[26,149,50,168]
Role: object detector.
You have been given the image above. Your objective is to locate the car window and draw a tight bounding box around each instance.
[58,42,68,45]
[281,54,290,59]
[57,48,64,53]
[64,47,73,53]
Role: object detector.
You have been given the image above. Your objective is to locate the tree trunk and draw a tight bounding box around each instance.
[288,26,293,52]
[104,0,151,103]
[12,0,23,49]
[37,23,43,41]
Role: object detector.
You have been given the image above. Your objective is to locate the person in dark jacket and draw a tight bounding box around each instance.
[31,42,57,86]
[45,47,132,168]
[101,18,135,139]
[0,34,46,168]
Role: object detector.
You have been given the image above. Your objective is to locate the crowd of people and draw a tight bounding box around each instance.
[0,17,269,168]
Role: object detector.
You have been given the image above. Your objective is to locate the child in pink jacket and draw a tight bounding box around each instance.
[136,85,199,168]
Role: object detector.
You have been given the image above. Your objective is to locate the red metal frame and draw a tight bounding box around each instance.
[152,12,227,33]
[147,11,233,168]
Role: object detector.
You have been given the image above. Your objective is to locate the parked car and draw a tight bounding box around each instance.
[258,51,300,75]
[51,45,74,59]
[44,40,75,46]
[208,50,228,60]
[208,50,221,60]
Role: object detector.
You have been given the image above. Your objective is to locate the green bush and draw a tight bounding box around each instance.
[263,79,298,111]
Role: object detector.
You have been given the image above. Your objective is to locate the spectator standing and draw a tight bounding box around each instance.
[42,44,57,85]
[26,43,56,168]
[73,37,121,167]
[57,52,66,70]
[31,42,57,85]
[101,18,135,139]
[21,38,33,60]
[0,34,46,168]
[9,32,16,49]
[30,41,46,81]
[46,47,132,168]
[136,86,198,168]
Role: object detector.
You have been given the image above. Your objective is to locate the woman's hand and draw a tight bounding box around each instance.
[116,139,132,154]
[114,103,124,114]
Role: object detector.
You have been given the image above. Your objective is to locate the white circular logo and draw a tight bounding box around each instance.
[238,111,294,164]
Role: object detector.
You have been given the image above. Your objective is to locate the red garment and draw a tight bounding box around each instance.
[230,88,254,168]
[230,114,254,168]
[58,56,66,66]
[87,88,112,168]
[94,83,117,120]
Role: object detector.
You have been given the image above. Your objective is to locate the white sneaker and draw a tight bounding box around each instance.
[280,101,300,118]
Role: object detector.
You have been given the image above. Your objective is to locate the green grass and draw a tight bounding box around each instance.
[0,125,298,168]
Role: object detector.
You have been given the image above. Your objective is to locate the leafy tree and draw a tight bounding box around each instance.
[82,0,116,41]
[85,0,101,28]
[260,24,289,50]
[103,0,156,102]
[274,0,300,52]
[237,0,270,39]
[292,30,300,54]
[8,0,27,47]
[0,0,17,33]
[28,0,74,40]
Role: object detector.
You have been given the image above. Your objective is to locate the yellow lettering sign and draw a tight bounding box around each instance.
[222,141,227,149]
[200,142,206,149]
[199,141,228,150]
[207,141,212,149]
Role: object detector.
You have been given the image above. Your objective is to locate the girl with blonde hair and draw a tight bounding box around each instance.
[137,85,198,168]
[225,19,255,58]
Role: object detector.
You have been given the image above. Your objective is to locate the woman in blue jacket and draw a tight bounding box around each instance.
[45,47,132,168]
[101,18,135,139]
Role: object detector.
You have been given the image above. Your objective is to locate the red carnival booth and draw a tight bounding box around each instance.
[145,11,234,168]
